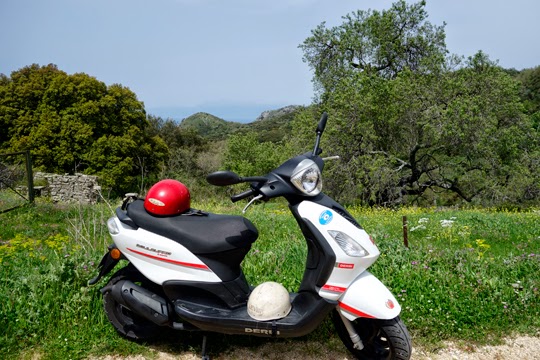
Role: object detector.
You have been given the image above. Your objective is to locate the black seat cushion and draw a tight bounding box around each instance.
[125,200,258,255]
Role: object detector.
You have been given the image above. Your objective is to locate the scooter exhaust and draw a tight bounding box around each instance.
[109,280,171,326]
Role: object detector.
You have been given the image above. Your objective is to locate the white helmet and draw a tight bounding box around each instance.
[247,282,292,321]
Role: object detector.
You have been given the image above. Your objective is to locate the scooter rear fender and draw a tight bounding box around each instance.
[337,271,401,321]
[88,245,122,285]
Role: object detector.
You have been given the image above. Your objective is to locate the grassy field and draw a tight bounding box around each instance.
[0,198,539,359]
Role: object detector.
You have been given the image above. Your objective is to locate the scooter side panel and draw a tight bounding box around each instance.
[111,217,221,284]
[295,201,380,300]
[337,271,401,320]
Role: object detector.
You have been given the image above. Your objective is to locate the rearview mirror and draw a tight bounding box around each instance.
[316,112,328,134]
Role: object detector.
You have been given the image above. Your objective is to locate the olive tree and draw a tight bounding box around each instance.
[297,1,537,206]
[0,64,167,195]
[300,0,447,95]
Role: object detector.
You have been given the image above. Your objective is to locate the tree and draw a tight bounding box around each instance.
[517,65,540,131]
[145,114,230,198]
[0,74,12,146]
[383,53,531,205]
[0,64,167,195]
[147,115,207,150]
[300,0,447,95]
[514,66,540,201]
[223,132,290,177]
[297,2,538,206]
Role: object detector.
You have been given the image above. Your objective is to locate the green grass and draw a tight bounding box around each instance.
[351,207,540,345]
[1,200,539,359]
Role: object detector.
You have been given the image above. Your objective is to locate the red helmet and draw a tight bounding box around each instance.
[144,179,190,216]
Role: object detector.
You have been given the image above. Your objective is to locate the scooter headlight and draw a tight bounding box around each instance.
[290,159,322,196]
[107,217,120,235]
[328,230,369,257]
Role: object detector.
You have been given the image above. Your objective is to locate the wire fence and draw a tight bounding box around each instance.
[0,151,34,213]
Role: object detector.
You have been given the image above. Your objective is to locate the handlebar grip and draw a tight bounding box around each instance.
[231,189,256,203]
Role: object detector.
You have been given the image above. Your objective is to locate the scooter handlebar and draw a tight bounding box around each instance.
[231,189,256,203]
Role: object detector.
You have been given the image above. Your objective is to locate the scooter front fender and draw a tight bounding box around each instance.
[337,271,401,321]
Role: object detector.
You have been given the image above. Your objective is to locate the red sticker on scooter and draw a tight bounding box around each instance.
[385,299,395,309]
[322,284,347,293]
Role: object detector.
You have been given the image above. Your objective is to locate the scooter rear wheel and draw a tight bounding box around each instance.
[103,265,167,340]
[332,310,411,360]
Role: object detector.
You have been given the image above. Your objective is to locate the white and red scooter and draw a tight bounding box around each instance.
[90,113,411,360]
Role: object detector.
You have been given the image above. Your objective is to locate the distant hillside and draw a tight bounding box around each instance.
[179,106,303,142]
[254,105,301,122]
[244,105,303,142]
[179,112,243,140]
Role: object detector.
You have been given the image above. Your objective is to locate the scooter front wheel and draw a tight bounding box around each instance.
[332,310,411,360]
[103,265,168,340]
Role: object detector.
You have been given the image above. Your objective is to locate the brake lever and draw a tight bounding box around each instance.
[322,156,340,161]
[242,194,263,214]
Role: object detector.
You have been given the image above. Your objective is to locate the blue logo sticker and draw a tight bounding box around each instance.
[319,210,333,225]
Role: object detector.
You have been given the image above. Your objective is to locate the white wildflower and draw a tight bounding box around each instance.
[410,225,426,232]
[440,219,454,228]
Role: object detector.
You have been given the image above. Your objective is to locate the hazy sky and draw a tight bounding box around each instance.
[1,0,539,122]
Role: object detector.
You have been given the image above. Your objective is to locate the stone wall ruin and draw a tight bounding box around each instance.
[34,172,101,204]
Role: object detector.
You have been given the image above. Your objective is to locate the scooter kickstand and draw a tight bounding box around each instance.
[201,334,210,360]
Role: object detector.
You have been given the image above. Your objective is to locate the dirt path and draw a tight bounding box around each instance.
[413,336,540,360]
[94,335,540,360]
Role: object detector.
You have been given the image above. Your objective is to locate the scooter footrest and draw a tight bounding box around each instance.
[175,300,252,322]
[174,293,336,338]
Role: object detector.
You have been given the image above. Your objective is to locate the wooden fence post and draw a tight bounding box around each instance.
[402,215,409,248]
[25,150,35,203]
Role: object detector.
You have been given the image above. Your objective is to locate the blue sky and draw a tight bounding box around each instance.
[1,0,539,122]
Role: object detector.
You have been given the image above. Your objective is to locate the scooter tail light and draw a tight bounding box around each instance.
[110,248,122,260]
[328,230,369,257]
[107,217,120,235]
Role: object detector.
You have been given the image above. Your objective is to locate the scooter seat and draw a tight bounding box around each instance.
[124,200,258,255]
